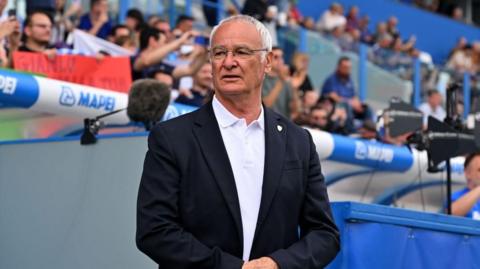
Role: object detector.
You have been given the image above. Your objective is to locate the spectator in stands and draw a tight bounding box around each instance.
[133,26,207,82]
[0,0,7,21]
[372,22,391,45]
[19,10,55,56]
[315,96,350,134]
[369,35,394,68]
[309,105,330,131]
[451,5,465,22]
[321,56,371,130]
[125,8,145,33]
[147,15,160,26]
[386,16,400,39]
[451,152,480,220]
[77,0,112,39]
[262,46,300,119]
[153,18,173,41]
[108,24,136,52]
[446,44,474,76]
[448,36,467,59]
[358,15,373,44]
[316,2,346,33]
[175,62,212,107]
[241,0,268,21]
[302,16,315,30]
[51,0,80,48]
[263,5,278,46]
[418,89,446,127]
[345,5,360,32]
[173,14,194,35]
[290,52,314,95]
[0,17,19,67]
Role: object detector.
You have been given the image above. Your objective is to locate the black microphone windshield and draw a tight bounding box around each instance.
[127,79,171,129]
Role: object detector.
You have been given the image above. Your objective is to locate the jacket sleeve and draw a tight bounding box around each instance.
[136,125,244,269]
[268,130,340,269]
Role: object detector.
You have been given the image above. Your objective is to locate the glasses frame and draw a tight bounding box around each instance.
[208,46,269,61]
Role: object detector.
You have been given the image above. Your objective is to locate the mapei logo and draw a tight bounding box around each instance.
[354,141,394,163]
[59,86,116,112]
[59,86,76,106]
[0,75,18,95]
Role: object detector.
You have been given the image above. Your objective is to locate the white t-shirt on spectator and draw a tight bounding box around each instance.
[419,102,446,126]
[316,10,346,32]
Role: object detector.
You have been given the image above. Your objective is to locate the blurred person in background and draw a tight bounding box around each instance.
[446,43,474,77]
[108,24,136,52]
[262,46,300,119]
[289,52,314,95]
[358,15,373,44]
[0,16,20,67]
[345,5,360,32]
[451,152,480,220]
[125,8,145,33]
[386,16,400,39]
[18,10,55,56]
[418,89,446,128]
[316,2,346,33]
[175,62,213,107]
[321,56,372,131]
[153,18,173,41]
[133,26,207,83]
[173,14,194,36]
[309,104,331,131]
[77,0,112,39]
[51,0,81,48]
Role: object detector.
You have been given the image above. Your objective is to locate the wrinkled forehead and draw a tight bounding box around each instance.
[211,20,262,48]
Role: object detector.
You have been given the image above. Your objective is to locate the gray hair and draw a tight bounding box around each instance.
[209,15,273,60]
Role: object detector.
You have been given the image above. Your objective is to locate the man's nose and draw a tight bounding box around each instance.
[222,52,237,69]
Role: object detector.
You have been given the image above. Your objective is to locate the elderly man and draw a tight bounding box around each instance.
[136,15,340,269]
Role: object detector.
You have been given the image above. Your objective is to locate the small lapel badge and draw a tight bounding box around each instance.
[277,125,283,132]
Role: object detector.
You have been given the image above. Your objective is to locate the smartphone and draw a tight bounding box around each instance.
[194,36,209,46]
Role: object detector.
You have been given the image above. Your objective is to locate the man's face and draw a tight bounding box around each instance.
[92,0,108,15]
[26,13,52,45]
[310,108,328,128]
[428,93,442,108]
[125,17,138,31]
[114,27,130,40]
[155,21,170,34]
[337,60,351,77]
[465,156,480,189]
[178,19,193,32]
[210,20,271,98]
[271,49,284,73]
[194,63,213,89]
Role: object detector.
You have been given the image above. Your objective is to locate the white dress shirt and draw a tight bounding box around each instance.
[212,95,265,261]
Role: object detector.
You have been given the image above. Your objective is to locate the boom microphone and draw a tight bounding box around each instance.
[127,79,171,130]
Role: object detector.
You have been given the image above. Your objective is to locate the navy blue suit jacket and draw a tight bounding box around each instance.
[136,101,340,268]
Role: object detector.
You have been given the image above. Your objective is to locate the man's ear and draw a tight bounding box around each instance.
[264,51,273,73]
[24,26,31,38]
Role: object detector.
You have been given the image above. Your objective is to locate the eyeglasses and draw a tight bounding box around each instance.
[31,23,52,30]
[209,46,268,61]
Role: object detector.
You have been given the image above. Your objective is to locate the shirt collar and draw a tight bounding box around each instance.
[212,95,264,130]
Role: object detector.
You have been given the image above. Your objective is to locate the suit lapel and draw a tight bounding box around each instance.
[255,108,286,234]
[192,102,243,247]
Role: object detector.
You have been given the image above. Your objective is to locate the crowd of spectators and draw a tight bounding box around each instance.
[3,0,477,143]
